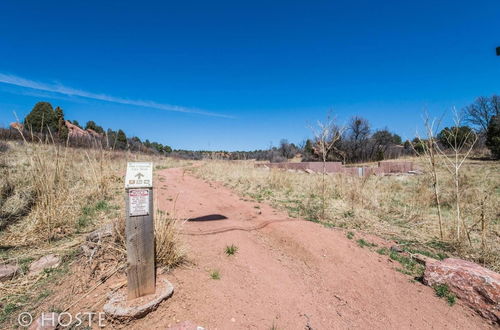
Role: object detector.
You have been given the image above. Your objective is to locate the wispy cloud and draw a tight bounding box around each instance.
[0,72,233,118]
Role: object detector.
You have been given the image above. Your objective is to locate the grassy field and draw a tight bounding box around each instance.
[0,141,187,326]
[1,140,498,326]
[192,158,500,272]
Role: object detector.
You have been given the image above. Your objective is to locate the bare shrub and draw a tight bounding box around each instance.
[309,113,345,221]
[0,141,9,153]
[435,110,478,244]
[154,209,186,269]
[413,114,445,239]
[113,208,186,270]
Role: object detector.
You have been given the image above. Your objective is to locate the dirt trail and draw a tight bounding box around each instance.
[137,167,491,329]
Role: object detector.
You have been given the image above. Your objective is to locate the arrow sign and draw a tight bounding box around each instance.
[125,162,153,188]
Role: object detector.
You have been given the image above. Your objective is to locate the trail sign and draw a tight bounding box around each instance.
[128,189,150,216]
[125,162,153,188]
[124,162,155,299]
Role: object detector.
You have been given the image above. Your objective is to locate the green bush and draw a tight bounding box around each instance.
[24,102,58,134]
[486,115,500,159]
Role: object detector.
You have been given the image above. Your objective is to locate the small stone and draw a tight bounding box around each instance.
[304,169,315,174]
[86,223,113,242]
[390,245,403,253]
[231,318,236,322]
[413,253,437,266]
[29,254,60,276]
[0,264,19,282]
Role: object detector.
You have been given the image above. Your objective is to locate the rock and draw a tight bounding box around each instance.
[104,277,174,320]
[86,223,114,242]
[423,258,500,323]
[390,245,403,253]
[304,169,315,174]
[29,313,59,330]
[0,263,19,282]
[9,122,24,131]
[29,254,60,276]
[80,243,95,258]
[413,253,437,266]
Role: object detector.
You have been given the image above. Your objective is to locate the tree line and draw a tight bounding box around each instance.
[2,95,499,161]
[4,101,172,155]
[107,94,500,162]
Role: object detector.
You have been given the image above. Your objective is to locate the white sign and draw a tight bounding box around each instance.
[129,189,150,216]
[125,162,153,188]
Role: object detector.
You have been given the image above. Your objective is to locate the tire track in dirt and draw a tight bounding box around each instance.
[131,167,492,329]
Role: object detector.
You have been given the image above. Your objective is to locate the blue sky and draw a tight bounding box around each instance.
[0,1,499,151]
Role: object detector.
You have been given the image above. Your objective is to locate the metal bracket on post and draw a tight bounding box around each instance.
[125,162,155,300]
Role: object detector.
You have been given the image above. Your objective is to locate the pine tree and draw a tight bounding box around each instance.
[85,120,104,134]
[24,102,58,133]
[116,129,128,149]
[486,115,500,159]
[54,106,68,141]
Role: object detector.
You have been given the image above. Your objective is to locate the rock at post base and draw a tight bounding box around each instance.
[423,258,500,323]
[104,277,174,320]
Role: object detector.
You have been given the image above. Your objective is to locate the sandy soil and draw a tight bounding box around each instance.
[129,167,491,330]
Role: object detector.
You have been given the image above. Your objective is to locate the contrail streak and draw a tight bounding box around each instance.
[0,72,233,118]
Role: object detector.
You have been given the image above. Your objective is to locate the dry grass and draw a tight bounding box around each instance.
[192,158,500,271]
[0,141,187,245]
[0,140,188,326]
[154,209,186,269]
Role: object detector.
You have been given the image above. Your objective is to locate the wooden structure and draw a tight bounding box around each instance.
[125,162,155,299]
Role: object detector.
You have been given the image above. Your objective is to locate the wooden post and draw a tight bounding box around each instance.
[125,162,155,299]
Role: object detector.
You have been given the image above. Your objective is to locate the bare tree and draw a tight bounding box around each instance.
[464,95,500,132]
[310,113,345,221]
[435,109,478,243]
[413,114,444,239]
[346,116,371,162]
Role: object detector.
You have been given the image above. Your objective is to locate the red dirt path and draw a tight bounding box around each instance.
[137,167,491,329]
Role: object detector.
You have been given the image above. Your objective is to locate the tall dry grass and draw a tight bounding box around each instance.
[192,159,500,271]
[0,140,188,246]
[1,142,116,245]
[0,140,188,326]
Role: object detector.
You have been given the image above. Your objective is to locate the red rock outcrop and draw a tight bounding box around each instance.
[423,258,500,323]
[9,122,24,130]
[64,120,88,138]
[86,128,103,138]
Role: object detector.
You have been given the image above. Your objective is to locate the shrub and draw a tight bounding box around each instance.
[24,102,58,134]
[437,126,475,149]
[210,269,220,280]
[225,244,238,256]
[486,115,500,159]
[433,284,456,306]
[0,142,8,153]
[154,209,186,269]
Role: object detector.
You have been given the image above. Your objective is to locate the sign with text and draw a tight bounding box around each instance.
[128,189,150,217]
[125,162,153,188]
